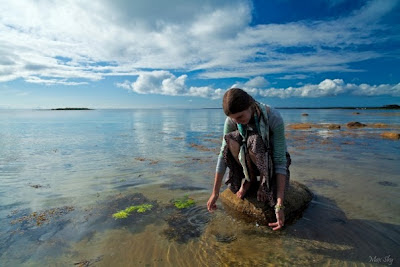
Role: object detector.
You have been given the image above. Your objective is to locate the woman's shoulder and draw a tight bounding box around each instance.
[224,116,237,128]
[258,102,284,124]
[258,102,279,116]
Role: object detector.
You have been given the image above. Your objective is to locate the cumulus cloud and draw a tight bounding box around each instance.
[230,76,270,96]
[118,75,400,99]
[130,71,187,95]
[258,79,400,98]
[0,0,398,85]
[117,71,224,99]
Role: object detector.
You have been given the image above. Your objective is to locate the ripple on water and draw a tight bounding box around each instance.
[163,205,211,243]
[377,181,398,187]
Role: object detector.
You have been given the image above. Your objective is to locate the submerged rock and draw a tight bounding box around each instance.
[380,132,400,140]
[219,181,312,226]
[346,121,366,128]
[327,124,341,130]
[378,181,398,187]
[287,123,313,130]
[370,123,388,128]
[163,206,210,243]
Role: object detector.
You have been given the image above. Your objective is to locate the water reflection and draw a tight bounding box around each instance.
[0,109,399,266]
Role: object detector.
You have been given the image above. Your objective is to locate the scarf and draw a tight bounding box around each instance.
[236,102,271,183]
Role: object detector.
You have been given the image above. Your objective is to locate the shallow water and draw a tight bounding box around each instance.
[0,108,399,266]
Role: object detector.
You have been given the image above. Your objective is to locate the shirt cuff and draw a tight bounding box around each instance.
[275,164,287,175]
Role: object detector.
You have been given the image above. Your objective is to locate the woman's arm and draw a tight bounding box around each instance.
[276,173,286,206]
[267,107,287,230]
[207,172,224,211]
[208,117,236,212]
[268,107,287,176]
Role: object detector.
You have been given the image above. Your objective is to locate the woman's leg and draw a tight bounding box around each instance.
[249,150,268,202]
[227,139,251,199]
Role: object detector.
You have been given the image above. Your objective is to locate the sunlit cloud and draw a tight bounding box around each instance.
[118,74,400,99]
[116,70,224,99]
[258,79,400,98]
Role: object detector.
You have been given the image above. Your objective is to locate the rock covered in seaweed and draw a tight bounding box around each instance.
[219,180,312,226]
[346,121,366,128]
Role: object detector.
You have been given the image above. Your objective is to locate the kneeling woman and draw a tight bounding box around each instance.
[207,88,290,231]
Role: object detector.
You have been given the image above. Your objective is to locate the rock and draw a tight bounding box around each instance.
[287,123,313,130]
[381,132,400,140]
[301,113,309,116]
[346,121,366,128]
[219,181,313,226]
[370,123,388,128]
[327,124,341,130]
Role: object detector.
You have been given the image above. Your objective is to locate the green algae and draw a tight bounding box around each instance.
[174,196,195,209]
[112,204,153,219]
[112,211,129,219]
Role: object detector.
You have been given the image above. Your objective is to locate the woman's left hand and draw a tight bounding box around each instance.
[268,210,285,230]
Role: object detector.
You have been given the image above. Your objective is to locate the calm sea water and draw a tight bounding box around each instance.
[0,108,399,266]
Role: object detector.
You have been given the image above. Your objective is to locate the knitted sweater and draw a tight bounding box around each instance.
[216,103,287,175]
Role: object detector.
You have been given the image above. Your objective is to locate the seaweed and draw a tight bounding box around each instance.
[112,211,129,219]
[173,196,195,209]
[112,204,153,219]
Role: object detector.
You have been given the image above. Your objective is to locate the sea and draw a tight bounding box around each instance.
[0,108,399,266]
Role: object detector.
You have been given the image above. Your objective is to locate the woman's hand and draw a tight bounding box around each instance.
[208,172,224,212]
[207,193,219,212]
[268,210,285,230]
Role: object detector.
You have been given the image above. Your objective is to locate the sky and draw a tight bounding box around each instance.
[0,0,399,109]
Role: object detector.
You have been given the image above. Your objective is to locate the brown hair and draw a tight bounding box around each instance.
[222,88,255,115]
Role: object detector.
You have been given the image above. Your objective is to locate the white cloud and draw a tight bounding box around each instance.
[118,75,400,99]
[117,71,225,99]
[129,71,186,95]
[230,76,270,96]
[25,76,88,86]
[116,80,132,90]
[244,76,269,88]
[279,74,308,80]
[258,79,400,98]
[231,76,269,89]
[0,0,398,85]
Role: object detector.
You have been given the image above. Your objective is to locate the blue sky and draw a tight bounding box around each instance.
[0,0,399,109]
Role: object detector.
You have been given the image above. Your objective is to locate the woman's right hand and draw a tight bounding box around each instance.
[207,193,219,212]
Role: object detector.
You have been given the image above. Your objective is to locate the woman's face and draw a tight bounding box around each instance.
[229,107,252,124]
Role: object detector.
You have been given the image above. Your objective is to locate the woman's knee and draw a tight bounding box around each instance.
[227,139,240,156]
[248,150,257,164]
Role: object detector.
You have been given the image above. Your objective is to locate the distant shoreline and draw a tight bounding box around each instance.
[50,108,93,110]
[203,104,400,110]
[1,105,399,111]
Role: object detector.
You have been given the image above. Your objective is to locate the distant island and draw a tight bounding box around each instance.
[51,108,93,110]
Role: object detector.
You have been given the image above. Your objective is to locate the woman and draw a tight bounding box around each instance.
[207,88,290,231]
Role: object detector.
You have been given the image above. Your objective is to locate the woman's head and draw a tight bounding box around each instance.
[222,88,255,124]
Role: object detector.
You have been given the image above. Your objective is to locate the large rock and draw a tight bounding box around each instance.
[219,181,313,226]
